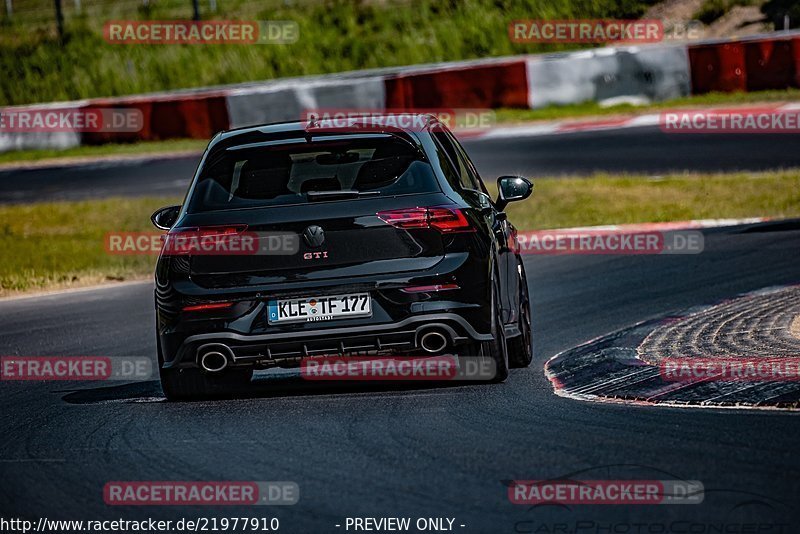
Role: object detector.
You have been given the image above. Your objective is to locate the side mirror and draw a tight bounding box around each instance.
[151,205,181,230]
[496,176,533,211]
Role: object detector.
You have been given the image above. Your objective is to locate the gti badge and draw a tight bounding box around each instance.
[303,225,325,248]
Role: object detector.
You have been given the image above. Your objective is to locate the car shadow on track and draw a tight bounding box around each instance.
[59,370,486,405]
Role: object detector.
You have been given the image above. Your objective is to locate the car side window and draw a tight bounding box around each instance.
[429,130,463,190]
[432,127,472,190]
[446,131,489,195]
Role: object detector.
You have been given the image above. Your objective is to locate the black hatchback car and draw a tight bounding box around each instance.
[151,114,533,400]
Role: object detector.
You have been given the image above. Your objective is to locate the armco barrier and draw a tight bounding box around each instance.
[3,31,800,153]
[744,36,799,91]
[688,33,800,94]
[688,42,746,93]
[0,101,85,152]
[526,45,691,108]
[225,77,386,129]
[384,60,528,109]
[81,93,230,145]
[0,131,81,153]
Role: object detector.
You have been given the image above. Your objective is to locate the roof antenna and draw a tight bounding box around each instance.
[305,117,319,143]
[305,114,318,142]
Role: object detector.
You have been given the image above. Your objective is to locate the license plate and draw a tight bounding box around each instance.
[267,293,371,324]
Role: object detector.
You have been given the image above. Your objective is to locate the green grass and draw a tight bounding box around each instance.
[0,196,178,295]
[0,139,206,166]
[495,88,800,123]
[2,169,799,296]
[503,169,800,230]
[0,0,661,106]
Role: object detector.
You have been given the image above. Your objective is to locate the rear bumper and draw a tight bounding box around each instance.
[163,313,492,370]
[157,248,496,370]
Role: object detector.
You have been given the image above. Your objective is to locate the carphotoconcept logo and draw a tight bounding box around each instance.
[103,21,298,44]
[509,19,663,43]
[516,229,703,255]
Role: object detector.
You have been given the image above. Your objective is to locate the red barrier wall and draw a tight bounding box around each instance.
[689,35,800,94]
[744,37,799,91]
[384,61,528,109]
[688,42,746,93]
[15,33,800,151]
[81,93,230,145]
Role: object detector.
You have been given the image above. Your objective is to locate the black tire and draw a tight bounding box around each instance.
[508,263,533,369]
[476,280,509,383]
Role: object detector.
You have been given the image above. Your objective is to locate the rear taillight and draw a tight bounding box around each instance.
[376,208,429,229]
[164,225,249,255]
[178,225,248,238]
[377,207,473,233]
[428,207,472,233]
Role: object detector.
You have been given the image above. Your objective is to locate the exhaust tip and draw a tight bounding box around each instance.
[419,330,448,354]
[199,350,229,373]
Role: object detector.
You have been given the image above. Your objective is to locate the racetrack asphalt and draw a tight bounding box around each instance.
[1,221,798,531]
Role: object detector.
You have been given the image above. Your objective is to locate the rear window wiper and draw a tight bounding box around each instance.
[306,190,381,201]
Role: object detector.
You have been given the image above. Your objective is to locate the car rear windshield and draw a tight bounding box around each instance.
[187,135,439,212]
